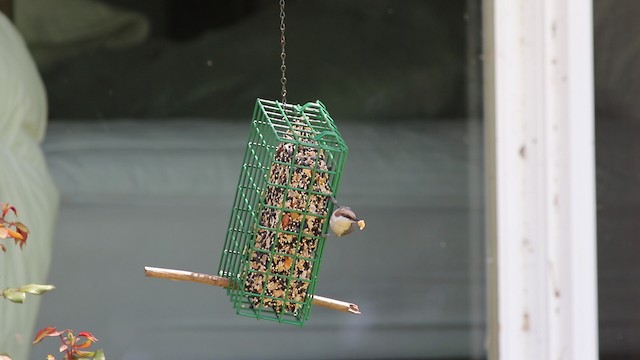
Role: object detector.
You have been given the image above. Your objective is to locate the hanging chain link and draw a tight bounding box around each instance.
[279,0,287,103]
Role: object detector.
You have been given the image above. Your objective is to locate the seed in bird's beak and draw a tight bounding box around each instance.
[357,220,366,230]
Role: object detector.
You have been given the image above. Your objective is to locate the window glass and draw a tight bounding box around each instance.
[594,1,640,358]
[29,1,486,359]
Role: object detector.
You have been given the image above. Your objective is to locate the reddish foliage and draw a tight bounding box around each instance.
[33,327,101,360]
[0,202,29,251]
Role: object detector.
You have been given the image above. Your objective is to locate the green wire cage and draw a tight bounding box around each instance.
[218,98,348,325]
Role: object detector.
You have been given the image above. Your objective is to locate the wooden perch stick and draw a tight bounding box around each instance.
[144,266,361,315]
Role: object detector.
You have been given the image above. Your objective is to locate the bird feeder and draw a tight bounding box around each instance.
[218,99,348,325]
[143,1,361,327]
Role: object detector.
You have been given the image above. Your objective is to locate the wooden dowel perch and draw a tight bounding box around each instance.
[144,266,361,315]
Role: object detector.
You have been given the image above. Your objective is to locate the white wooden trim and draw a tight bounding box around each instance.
[484,0,598,359]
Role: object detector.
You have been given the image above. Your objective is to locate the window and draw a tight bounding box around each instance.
[29,1,488,359]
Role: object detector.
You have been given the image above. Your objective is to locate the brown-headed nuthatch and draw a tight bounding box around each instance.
[328,197,365,237]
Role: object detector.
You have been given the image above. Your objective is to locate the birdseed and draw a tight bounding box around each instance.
[244,123,332,316]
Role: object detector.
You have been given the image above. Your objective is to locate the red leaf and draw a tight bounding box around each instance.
[76,332,98,343]
[1,203,17,217]
[33,327,63,344]
[18,230,28,243]
[13,238,26,249]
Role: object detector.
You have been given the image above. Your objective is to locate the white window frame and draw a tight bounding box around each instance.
[483,1,599,359]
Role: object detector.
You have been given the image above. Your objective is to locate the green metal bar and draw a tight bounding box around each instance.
[219,99,348,325]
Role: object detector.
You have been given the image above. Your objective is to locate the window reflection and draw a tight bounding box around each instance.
[21,1,487,359]
[595,1,640,358]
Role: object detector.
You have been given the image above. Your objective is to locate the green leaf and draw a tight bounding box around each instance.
[14,221,29,234]
[93,349,105,360]
[74,351,95,360]
[2,284,55,303]
[19,284,55,295]
[2,289,25,303]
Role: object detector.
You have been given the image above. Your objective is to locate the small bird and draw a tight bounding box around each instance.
[328,197,366,237]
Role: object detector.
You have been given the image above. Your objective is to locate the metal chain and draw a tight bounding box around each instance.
[279,0,287,103]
